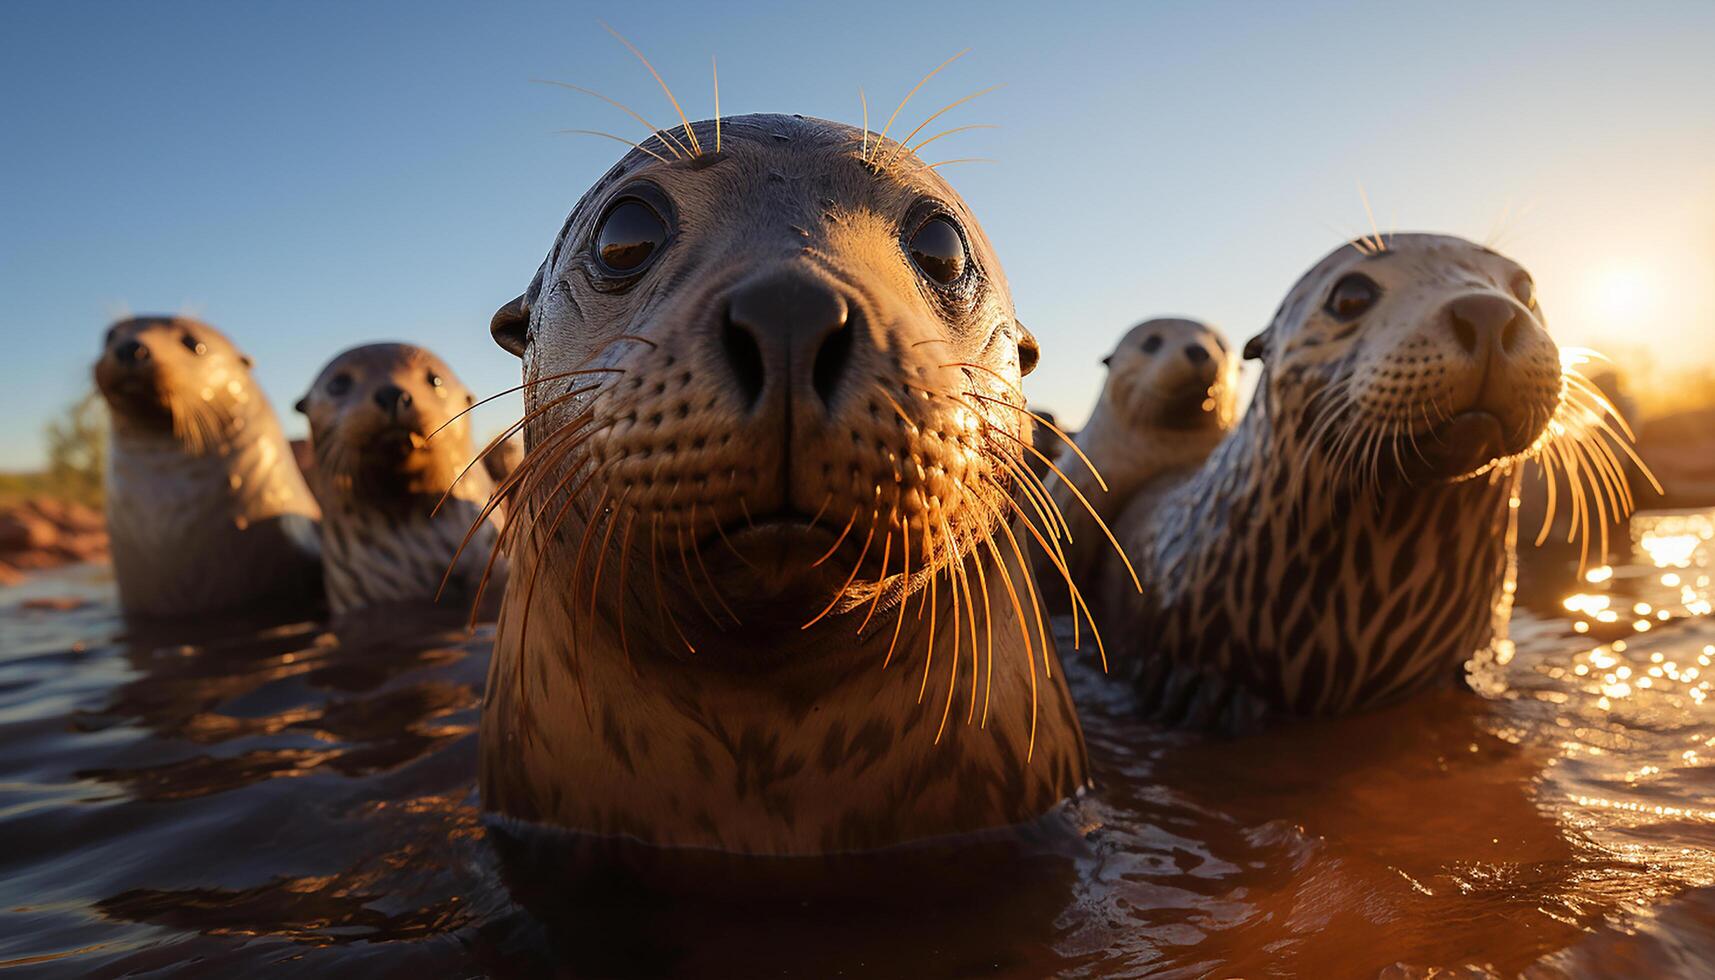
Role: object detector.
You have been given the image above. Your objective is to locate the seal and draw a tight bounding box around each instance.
[1043,318,1237,608]
[477,112,1091,856]
[1102,234,1635,727]
[295,343,504,617]
[94,315,322,619]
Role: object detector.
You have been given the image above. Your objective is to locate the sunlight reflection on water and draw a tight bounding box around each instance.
[0,511,1712,976]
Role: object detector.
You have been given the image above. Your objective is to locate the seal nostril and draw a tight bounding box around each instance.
[1501,315,1521,353]
[721,319,766,410]
[373,385,410,413]
[115,340,148,365]
[1451,317,1478,354]
[811,320,854,407]
[1184,344,1210,364]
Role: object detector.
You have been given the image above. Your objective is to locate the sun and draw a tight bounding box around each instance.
[1587,264,1661,328]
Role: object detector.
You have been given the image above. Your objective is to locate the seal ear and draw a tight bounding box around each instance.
[491,294,531,358]
[1016,320,1040,376]
[240,354,254,370]
[1242,330,1270,362]
[292,395,308,415]
[1101,354,1112,368]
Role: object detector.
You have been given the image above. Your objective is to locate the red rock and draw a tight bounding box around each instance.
[6,550,58,571]
[0,511,58,554]
[21,596,89,612]
[55,502,105,535]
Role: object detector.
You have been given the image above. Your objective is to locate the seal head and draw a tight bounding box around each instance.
[481,114,1087,856]
[296,343,503,617]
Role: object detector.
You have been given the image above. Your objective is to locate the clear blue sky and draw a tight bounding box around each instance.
[3,1,1712,470]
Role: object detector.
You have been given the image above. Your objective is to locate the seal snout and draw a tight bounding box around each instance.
[111,338,151,366]
[1444,293,1527,361]
[1435,290,1556,455]
[372,383,413,416]
[720,267,855,412]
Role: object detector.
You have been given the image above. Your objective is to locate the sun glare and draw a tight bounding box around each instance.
[1587,265,1662,328]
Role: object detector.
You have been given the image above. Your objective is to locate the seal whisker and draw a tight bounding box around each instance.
[951,389,1141,593]
[556,129,673,165]
[803,516,876,630]
[917,516,942,703]
[933,518,966,743]
[868,49,970,164]
[923,158,995,171]
[441,413,600,588]
[650,514,697,654]
[615,510,639,668]
[686,501,741,626]
[807,491,834,531]
[988,487,1108,671]
[965,518,995,728]
[980,530,1037,762]
[856,520,895,635]
[882,517,911,669]
[956,385,1111,494]
[883,85,1004,170]
[907,123,999,157]
[431,367,623,443]
[600,21,702,156]
[993,505,1052,680]
[534,80,689,159]
[858,86,869,158]
[433,381,602,516]
[710,56,720,154]
[810,506,861,568]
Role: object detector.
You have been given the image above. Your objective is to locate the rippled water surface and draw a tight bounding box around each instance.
[2,510,1713,977]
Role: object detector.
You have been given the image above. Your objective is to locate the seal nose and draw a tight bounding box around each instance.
[113,340,149,365]
[1446,294,1525,357]
[721,269,853,411]
[373,384,412,416]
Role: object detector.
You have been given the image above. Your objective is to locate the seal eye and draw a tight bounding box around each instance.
[326,373,353,397]
[1510,273,1537,310]
[908,216,968,285]
[180,333,207,356]
[1325,273,1381,321]
[428,372,445,390]
[1141,335,1163,354]
[593,198,668,275]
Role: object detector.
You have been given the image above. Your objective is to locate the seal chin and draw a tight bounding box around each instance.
[1410,409,1510,481]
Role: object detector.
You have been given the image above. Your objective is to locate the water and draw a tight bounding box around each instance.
[1,511,1712,977]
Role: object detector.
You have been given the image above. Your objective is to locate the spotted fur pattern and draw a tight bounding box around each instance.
[1106,235,1561,726]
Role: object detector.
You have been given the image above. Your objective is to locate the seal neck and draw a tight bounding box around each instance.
[481,539,1090,855]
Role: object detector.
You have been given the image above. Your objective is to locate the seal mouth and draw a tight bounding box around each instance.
[1409,409,1509,480]
[719,509,835,555]
[368,425,429,456]
[1152,383,1223,430]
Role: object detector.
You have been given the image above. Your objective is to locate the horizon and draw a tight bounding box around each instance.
[3,1,1713,470]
